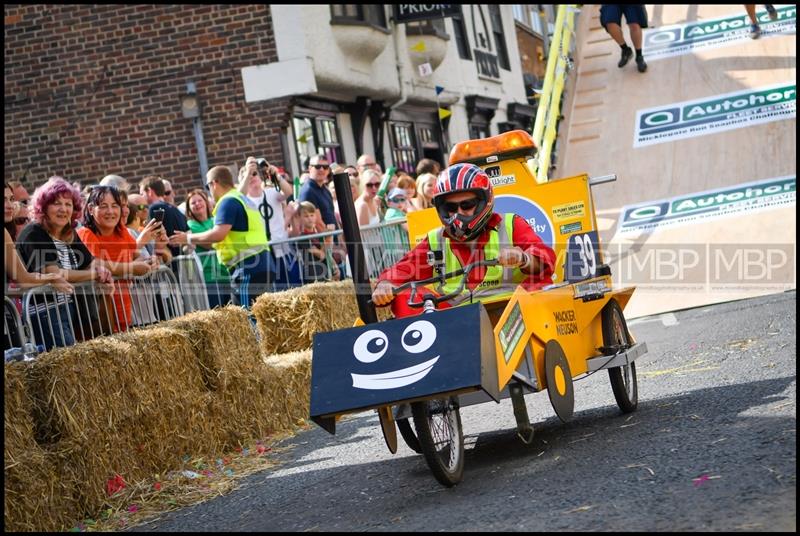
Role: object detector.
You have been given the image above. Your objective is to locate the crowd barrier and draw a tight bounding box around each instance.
[14,266,183,353]
[173,218,410,299]
[4,295,27,352]
[4,219,412,356]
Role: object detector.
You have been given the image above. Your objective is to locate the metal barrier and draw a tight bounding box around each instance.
[21,266,184,352]
[174,219,412,299]
[359,219,411,279]
[4,294,27,351]
[9,219,412,354]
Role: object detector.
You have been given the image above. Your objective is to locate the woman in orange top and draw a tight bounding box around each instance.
[77,186,158,332]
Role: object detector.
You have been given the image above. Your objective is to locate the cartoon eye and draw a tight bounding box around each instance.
[401,320,436,354]
[353,329,388,363]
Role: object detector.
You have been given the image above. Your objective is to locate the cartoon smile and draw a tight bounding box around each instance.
[351,356,439,390]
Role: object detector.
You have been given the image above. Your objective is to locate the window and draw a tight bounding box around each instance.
[406,18,448,39]
[331,5,387,29]
[469,124,490,140]
[390,122,418,175]
[489,5,510,70]
[293,112,344,171]
[512,5,529,26]
[530,6,545,36]
[450,7,471,60]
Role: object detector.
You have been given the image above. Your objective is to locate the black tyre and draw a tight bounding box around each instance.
[397,418,422,454]
[602,299,638,413]
[411,397,464,487]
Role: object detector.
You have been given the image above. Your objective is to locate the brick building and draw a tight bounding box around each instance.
[5,5,289,199]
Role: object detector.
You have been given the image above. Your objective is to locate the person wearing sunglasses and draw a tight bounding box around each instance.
[355,169,382,226]
[371,163,556,317]
[298,154,337,233]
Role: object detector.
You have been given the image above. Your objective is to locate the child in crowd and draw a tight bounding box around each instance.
[297,201,340,283]
[383,188,408,222]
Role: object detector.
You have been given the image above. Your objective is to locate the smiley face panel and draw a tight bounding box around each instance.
[311,304,493,418]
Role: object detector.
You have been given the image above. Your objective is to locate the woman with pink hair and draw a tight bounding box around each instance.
[16,177,113,349]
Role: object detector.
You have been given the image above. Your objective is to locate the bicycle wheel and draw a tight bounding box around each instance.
[602,299,638,413]
[397,418,422,453]
[411,397,464,487]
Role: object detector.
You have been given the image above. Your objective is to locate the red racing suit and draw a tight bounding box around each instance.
[377,213,556,317]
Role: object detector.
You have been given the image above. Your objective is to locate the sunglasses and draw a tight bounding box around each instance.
[164,190,172,196]
[365,182,380,188]
[135,204,148,211]
[348,172,359,177]
[390,197,407,203]
[443,199,479,213]
[312,164,330,170]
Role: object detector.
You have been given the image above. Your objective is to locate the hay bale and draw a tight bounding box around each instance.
[252,281,392,355]
[154,307,276,444]
[261,350,312,433]
[154,306,262,392]
[4,362,79,532]
[25,328,215,513]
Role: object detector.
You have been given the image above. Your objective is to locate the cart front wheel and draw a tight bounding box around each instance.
[602,299,638,413]
[411,397,464,487]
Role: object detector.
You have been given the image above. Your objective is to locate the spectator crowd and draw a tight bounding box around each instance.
[4,154,441,354]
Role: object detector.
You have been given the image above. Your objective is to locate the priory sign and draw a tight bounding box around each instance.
[392,4,461,23]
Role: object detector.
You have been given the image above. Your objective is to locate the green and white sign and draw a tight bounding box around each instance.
[634,82,795,148]
[499,302,526,364]
[643,5,796,61]
[617,176,796,235]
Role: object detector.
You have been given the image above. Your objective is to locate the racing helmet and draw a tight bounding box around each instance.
[433,163,494,242]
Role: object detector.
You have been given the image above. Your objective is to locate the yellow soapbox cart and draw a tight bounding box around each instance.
[310,131,647,487]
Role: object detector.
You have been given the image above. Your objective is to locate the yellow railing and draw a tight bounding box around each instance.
[531,5,577,183]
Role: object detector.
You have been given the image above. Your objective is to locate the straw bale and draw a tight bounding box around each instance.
[153,306,277,446]
[252,281,393,355]
[260,350,313,432]
[154,306,262,392]
[4,362,80,532]
[24,327,219,513]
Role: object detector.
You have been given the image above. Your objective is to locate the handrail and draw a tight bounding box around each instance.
[531,4,578,184]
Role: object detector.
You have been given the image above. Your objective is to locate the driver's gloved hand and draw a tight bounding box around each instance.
[371,280,394,306]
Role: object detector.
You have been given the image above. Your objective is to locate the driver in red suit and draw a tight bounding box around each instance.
[371,163,556,317]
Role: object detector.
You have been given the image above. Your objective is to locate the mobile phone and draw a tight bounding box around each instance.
[152,208,165,222]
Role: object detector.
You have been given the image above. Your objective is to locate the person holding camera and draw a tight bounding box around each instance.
[139,175,188,258]
[238,157,302,290]
[169,163,274,308]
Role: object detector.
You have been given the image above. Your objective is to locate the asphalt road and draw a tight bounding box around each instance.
[132,290,796,532]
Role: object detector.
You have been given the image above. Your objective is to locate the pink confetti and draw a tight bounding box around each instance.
[693,474,710,488]
[128,504,139,513]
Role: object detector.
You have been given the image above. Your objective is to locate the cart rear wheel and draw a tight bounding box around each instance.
[411,397,464,487]
[602,299,638,413]
[397,418,422,453]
